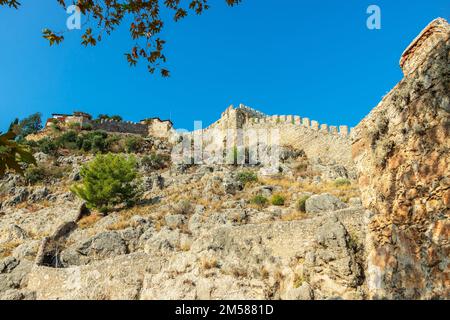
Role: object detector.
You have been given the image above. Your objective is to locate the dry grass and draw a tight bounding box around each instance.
[77,214,102,229]
[260,266,270,279]
[260,177,300,189]
[0,240,23,258]
[179,241,191,252]
[107,220,132,231]
[280,210,307,222]
[200,256,219,270]
[298,181,360,201]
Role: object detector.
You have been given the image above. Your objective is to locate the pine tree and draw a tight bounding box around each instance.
[71,153,141,213]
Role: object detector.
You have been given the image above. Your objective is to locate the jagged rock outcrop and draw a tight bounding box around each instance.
[352,18,450,299]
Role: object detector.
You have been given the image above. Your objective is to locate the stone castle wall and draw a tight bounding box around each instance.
[92,119,148,136]
[200,104,354,167]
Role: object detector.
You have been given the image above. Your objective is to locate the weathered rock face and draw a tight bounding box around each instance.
[352,18,450,299]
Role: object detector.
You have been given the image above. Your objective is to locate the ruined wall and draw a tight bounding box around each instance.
[352,18,450,299]
[245,116,353,168]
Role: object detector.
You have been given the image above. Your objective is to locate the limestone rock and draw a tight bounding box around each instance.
[305,194,347,213]
[165,214,187,229]
[352,18,450,299]
[75,231,128,261]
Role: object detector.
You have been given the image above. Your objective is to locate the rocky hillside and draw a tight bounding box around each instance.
[0,134,364,299]
[0,17,448,300]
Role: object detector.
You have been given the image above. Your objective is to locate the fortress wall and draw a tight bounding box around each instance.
[188,105,354,168]
[92,119,148,136]
[246,115,350,138]
[243,122,354,168]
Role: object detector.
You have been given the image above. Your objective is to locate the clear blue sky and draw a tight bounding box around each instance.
[0,0,448,131]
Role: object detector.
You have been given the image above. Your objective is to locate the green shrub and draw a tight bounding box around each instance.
[81,139,92,152]
[271,194,285,206]
[236,170,258,185]
[250,195,268,208]
[105,135,123,153]
[24,166,46,184]
[124,136,143,153]
[49,123,61,132]
[71,153,141,213]
[81,123,93,131]
[141,152,169,170]
[38,137,58,155]
[68,122,81,130]
[76,131,108,153]
[91,135,107,152]
[296,195,310,212]
[334,178,351,187]
[57,130,78,149]
[24,164,67,185]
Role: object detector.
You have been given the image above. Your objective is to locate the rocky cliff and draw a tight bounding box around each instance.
[352,18,449,299]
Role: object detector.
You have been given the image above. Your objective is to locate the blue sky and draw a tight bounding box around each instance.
[0,0,448,131]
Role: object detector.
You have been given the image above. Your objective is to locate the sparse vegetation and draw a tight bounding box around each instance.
[124,136,144,153]
[141,152,170,170]
[68,122,81,131]
[334,178,351,187]
[200,256,219,270]
[77,214,103,229]
[173,199,194,215]
[250,195,268,208]
[270,194,285,206]
[236,170,258,185]
[0,240,23,258]
[71,153,141,213]
[37,137,58,155]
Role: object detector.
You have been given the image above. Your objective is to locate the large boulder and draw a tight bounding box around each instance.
[62,231,128,266]
[305,194,347,213]
[222,174,243,195]
[28,187,50,202]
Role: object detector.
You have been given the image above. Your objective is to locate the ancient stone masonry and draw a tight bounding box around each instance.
[201,103,355,169]
[214,104,351,137]
[400,18,450,76]
[93,119,148,136]
[352,18,450,299]
[45,113,173,138]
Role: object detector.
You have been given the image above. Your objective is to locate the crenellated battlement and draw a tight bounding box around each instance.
[199,104,354,168]
[214,104,353,139]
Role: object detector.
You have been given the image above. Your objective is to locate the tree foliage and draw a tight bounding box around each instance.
[0,130,37,177]
[71,153,141,212]
[9,112,43,140]
[1,0,241,76]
